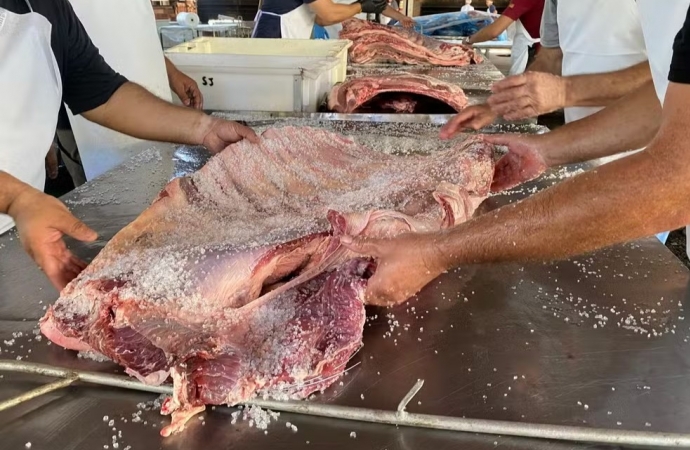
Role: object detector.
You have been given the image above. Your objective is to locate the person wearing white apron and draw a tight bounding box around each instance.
[341,3,690,307]
[636,0,690,248]
[1,0,258,290]
[464,0,545,75]
[557,0,648,124]
[509,19,540,75]
[0,0,62,234]
[62,0,202,182]
[252,0,387,39]
[0,0,98,290]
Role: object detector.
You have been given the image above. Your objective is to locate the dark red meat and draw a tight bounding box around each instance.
[340,18,483,66]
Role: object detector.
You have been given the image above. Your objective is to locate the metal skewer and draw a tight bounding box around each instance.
[2,359,690,447]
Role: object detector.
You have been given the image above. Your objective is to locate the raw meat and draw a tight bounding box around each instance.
[328,73,469,114]
[40,127,495,435]
[340,18,483,66]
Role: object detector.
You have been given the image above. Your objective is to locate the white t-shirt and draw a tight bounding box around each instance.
[461,5,475,12]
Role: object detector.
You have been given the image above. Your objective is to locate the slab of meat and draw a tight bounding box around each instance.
[40,127,495,436]
[340,18,482,66]
[328,73,468,114]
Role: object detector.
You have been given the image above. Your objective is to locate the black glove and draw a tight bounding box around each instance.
[359,0,387,14]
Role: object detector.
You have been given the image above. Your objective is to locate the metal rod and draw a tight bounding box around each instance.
[3,360,690,447]
[0,375,78,412]
[0,360,170,395]
[397,379,424,412]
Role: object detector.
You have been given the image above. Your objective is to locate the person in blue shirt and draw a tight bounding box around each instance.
[486,0,498,15]
[252,0,387,39]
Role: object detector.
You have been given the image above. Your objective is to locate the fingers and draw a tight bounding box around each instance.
[55,213,98,242]
[194,88,204,110]
[176,86,192,107]
[487,85,527,108]
[40,250,86,291]
[440,107,487,139]
[499,97,536,121]
[491,74,527,93]
[339,235,383,257]
[189,84,204,110]
[488,89,536,119]
[235,123,260,144]
[364,275,415,307]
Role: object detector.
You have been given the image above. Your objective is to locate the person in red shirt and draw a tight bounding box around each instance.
[464,0,545,74]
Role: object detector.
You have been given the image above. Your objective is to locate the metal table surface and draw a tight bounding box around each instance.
[1,122,690,450]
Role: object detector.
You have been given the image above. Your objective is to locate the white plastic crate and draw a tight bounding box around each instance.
[165,38,351,112]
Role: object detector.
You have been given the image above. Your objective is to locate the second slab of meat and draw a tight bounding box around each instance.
[39,126,495,436]
[328,73,469,114]
[340,18,483,66]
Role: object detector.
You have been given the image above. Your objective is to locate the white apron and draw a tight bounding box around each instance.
[636,0,690,245]
[509,19,539,76]
[558,0,647,124]
[65,0,172,181]
[0,1,62,234]
[252,3,316,39]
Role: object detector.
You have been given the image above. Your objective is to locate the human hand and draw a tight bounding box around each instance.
[482,134,549,192]
[45,142,59,180]
[488,72,567,121]
[400,17,415,29]
[340,233,447,306]
[360,0,388,14]
[8,187,97,291]
[199,117,260,153]
[440,104,497,139]
[169,69,204,109]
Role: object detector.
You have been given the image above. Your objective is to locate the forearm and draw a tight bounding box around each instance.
[468,21,504,43]
[538,80,661,166]
[526,47,562,75]
[382,5,406,22]
[439,139,689,267]
[316,3,361,26]
[0,172,33,215]
[164,56,180,83]
[82,82,211,146]
[564,61,651,108]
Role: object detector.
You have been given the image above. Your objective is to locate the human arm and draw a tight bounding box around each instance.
[165,57,203,109]
[465,15,514,44]
[439,104,498,134]
[485,80,661,192]
[1,172,97,291]
[344,82,688,305]
[382,5,414,28]
[81,82,258,153]
[56,0,255,151]
[442,76,660,149]
[310,0,362,26]
[488,61,651,120]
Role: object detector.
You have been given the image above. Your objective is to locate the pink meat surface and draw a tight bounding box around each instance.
[328,73,469,114]
[40,126,495,435]
[340,18,483,66]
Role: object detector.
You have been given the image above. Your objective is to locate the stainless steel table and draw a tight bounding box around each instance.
[1,121,689,450]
